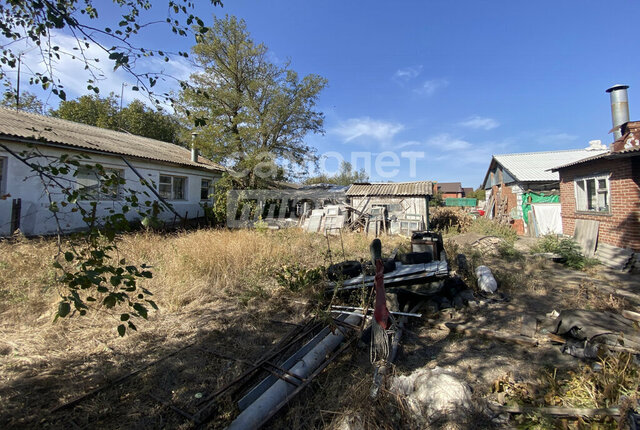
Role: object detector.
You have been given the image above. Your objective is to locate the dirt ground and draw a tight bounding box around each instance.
[1,231,639,429]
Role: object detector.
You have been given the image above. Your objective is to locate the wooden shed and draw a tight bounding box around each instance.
[345,181,435,234]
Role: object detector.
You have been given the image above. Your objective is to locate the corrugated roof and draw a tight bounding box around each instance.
[550,152,609,170]
[552,122,640,170]
[0,107,224,172]
[346,181,434,196]
[492,149,608,182]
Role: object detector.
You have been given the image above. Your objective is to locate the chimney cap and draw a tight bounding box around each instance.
[606,84,629,93]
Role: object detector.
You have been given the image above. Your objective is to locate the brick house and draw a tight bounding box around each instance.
[552,121,640,252]
[436,182,463,199]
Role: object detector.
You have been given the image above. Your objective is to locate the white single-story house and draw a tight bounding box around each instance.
[0,107,224,236]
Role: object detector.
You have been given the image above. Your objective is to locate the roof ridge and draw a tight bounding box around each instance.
[0,106,224,172]
[0,106,185,147]
[494,148,608,157]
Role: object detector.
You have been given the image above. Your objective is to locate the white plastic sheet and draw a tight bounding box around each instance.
[531,203,562,236]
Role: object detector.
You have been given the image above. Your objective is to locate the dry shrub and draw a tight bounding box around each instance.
[502,353,640,429]
[0,228,407,321]
[563,280,628,312]
[468,217,518,243]
[430,207,473,234]
[0,237,60,318]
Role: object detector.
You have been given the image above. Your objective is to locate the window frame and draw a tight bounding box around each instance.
[574,172,611,214]
[158,174,188,201]
[200,178,213,201]
[76,165,125,201]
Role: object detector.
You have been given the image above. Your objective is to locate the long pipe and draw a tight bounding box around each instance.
[227,313,362,430]
[606,84,630,141]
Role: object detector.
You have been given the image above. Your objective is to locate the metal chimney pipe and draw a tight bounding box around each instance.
[606,84,630,140]
[190,131,199,163]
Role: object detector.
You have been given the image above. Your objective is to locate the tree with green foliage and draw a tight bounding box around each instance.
[118,99,183,144]
[177,16,327,188]
[304,161,368,186]
[1,90,44,114]
[465,187,486,200]
[51,94,119,129]
[0,1,222,105]
[51,94,183,143]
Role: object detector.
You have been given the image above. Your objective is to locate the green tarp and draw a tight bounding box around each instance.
[522,192,559,224]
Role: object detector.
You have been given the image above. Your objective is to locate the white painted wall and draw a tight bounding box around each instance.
[0,141,221,236]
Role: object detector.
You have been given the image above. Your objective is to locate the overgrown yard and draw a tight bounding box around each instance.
[0,227,639,429]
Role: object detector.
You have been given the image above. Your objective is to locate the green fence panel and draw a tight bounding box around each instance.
[445,197,477,207]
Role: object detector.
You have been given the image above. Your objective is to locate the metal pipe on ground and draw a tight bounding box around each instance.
[227,313,362,430]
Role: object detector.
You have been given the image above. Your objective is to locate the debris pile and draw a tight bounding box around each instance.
[389,366,474,426]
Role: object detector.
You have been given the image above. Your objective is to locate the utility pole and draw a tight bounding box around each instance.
[15,53,21,111]
[119,82,127,129]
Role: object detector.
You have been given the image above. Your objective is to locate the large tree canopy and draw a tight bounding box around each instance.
[177,16,327,187]
[51,94,183,143]
[0,1,222,104]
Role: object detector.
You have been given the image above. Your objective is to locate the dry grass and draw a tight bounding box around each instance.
[0,229,404,321]
[563,279,630,312]
[0,228,407,428]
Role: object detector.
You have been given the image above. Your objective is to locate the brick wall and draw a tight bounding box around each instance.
[558,157,640,251]
[490,183,523,234]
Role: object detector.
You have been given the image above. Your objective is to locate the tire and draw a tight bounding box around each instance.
[327,260,362,281]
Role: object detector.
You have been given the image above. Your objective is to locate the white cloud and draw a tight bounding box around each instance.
[458,115,500,130]
[416,78,449,96]
[425,133,471,151]
[393,66,422,82]
[3,31,192,108]
[332,117,404,143]
[396,140,422,149]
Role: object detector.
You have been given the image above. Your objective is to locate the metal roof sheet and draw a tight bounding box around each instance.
[0,107,224,172]
[346,181,434,196]
[437,182,463,193]
[493,149,608,182]
[552,122,640,170]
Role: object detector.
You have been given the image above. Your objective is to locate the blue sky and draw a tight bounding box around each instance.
[7,1,640,188]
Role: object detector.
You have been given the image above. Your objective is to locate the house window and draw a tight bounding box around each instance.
[159,175,187,200]
[575,174,610,213]
[77,166,124,200]
[200,179,213,200]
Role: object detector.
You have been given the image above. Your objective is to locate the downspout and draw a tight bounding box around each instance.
[425,195,430,231]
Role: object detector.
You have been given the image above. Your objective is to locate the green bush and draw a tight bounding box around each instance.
[274,264,325,292]
[497,241,524,261]
[532,235,598,270]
